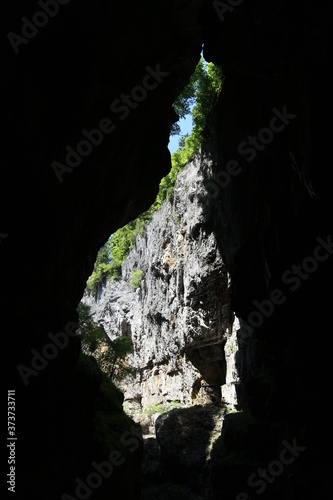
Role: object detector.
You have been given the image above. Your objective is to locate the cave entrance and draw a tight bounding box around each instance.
[75,54,239,499]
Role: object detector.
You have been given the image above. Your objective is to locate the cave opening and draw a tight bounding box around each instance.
[71,51,238,498]
[2,0,332,498]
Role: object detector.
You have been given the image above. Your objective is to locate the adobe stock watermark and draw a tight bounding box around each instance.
[17,320,78,386]
[242,234,333,337]
[204,106,297,200]
[7,0,71,54]
[51,64,170,183]
[213,0,244,22]
[61,427,143,500]
[236,438,306,499]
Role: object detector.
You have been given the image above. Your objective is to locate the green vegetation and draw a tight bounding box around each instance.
[172,208,180,225]
[86,240,113,296]
[86,217,148,295]
[130,269,145,289]
[222,405,237,416]
[77,353,139,456]
[77,303,136,383]
[152,58,222,206]
[225,342,235,354]
[142,400,184,416]
[77,353,143,464]
[87,58,222,296]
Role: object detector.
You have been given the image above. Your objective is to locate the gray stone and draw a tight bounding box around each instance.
[82,153,239,411]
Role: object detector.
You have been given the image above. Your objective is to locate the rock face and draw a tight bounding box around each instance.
[82,154,239,410]
[3,0,332,498]
[142,404,225,499]
[2,2,204,498]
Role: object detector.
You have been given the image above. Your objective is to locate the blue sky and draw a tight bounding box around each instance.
[168,112,193,155]
[168,53,206,155]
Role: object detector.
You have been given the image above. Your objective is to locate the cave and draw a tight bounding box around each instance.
[2,0,332,499]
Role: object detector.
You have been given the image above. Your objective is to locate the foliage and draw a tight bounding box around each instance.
[225,342,235,354]
[109,217,147,271]
[170,60,203,135]
[86,215,149,296]
[151,58,223,209]
[86,58,222,295]
[77,353,139,458]
[143,400,183,416]
[77,303,105,353]
[130,269,145,289]
[77,303,136,383]
[86,240,115,296]
[103,336,136,382]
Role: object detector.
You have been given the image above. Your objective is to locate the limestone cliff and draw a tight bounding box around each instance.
[82,153,239,411]
[4,1,332,498]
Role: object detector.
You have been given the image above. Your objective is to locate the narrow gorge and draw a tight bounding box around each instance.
[2,1,332,499]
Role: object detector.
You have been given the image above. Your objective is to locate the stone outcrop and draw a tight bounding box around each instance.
[82,154,240,411]
[2,2,203,498]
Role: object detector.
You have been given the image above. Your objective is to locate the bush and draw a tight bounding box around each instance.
[87,215,150,296]
[130,269,145,289]
[86,59,222,295]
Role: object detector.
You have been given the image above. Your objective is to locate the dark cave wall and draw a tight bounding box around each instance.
[2,0,204,339]
[1,1,204,498]
[202,0,333,496]
[1,0,332,498]
[1,0,204,377]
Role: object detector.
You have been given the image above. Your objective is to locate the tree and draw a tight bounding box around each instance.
[153,58,223,208]
[100,336,135,382]
[86,241,115,296]
[86,58,223,295]
[130,269,145,289]
[77,303,135,382]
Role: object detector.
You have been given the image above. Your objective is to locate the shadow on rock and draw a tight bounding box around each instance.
[141,404,225,499]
